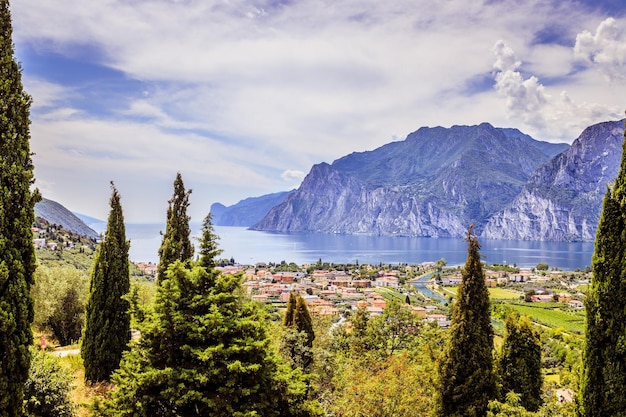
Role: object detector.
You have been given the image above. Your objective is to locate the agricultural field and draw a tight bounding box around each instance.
[498,302,585,334]
[488,287,522,300]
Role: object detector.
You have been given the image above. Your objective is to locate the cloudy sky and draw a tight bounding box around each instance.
[11,0,626,222]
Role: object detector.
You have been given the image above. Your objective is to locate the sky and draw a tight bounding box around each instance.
[10,0,626,223]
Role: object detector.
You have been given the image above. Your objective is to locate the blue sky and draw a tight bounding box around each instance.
[11,0,626,222]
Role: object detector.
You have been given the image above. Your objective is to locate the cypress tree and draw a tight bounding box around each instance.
[437,226,495,417]
[281,293,315,372]
[581,120,626,416]
[498,314,542,412]
[0,0,40,414]
[294,295,315,350]
[284,291,297,327]
[197,213,222,271]
[82,184,131,382]
[157,173,193,282]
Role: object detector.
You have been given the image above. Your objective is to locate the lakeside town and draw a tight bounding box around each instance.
[134,258,589,328]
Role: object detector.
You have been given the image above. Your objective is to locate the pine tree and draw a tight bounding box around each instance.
[581,120,626,416]
[100,261,319,416]
[437,226,495,417]
[0,0,40,414]
[82,184,131,383]
[197,213,222,271]
[498,314,542,412]
[157,172,193,282]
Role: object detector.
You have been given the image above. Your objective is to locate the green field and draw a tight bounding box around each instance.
[488,287,522,300]
[504,303,585,334]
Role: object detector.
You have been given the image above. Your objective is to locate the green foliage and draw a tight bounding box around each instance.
[581,121,626,416]
[323,318,443,417]
[498,315,543,412]
[23,348,75,417]
[47,287,84,346]
[31,265,90,335]
[82,184,131,382]
[437,227,496,417]
[196,213,222,271]
[535,263,549,271]
[99,261,320,416]
[0,0,40,413]
[284,291,297,327]
[157,173,193,282]
[282,293,316,372]
[366,300,422,358]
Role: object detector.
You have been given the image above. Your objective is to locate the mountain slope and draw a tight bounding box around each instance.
[35,198,99,239]
[482,120,624,241]
[211,190,295,227]
[253,123,568,237]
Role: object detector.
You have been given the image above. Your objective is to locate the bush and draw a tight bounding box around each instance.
[47,287,84,346]
[23,348,75,417]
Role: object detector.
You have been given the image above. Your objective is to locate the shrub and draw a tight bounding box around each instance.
[23,348,75,417]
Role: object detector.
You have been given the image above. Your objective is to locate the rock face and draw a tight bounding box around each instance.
[211,190,294,227]
[253,123,570,237]
[35,198,99,239]
[482,120,624,241]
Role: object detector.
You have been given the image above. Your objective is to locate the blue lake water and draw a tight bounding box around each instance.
[95,224,595,271]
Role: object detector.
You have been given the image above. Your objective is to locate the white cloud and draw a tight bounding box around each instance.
[492,40,622,141]
[280,169,305,183]
[575,17,626,81]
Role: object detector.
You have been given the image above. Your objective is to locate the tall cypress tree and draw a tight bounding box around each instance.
[0,1,40,414]
[197,213,222,271]
[581,121,626,416]
[82,183,131,383]
[157,172,193,282]
[437,226,495,417]
[498,314,542,412]
[284,291,297,327]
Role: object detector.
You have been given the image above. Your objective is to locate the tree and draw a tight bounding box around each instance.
[99,262,320,416]
[284,291,297,327]
[581,121,626,416]
[23,348,75,417]
[0,0,40,413]
[196,213,222,271]
[437,226,496,417]
[498,314,543,412]
[47,287,84,346]
[282,293,316,372]
[157,172,193,282]
[82,184,131,383]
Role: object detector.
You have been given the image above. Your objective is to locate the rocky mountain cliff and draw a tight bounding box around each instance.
[35,198,99,239]
[482,120,624,241]
[211,190,295,227]
[252,123,571,238]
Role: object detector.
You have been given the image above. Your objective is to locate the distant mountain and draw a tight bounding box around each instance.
[73,212,105,226]
[211,190,295,227]
[482,120,624,241]
[35,198,99,239]
[253,123,570,237]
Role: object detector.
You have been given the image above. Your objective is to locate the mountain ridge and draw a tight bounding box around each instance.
[34,198,100,239]
[252,122,572,237]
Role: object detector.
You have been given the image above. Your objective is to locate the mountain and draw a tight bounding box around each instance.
[211,190,295,227]
[482,120,624,241]
[34,198,99,239]
[253,123,570,237]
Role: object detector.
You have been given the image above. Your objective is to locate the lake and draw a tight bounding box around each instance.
[96,223,595,271]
